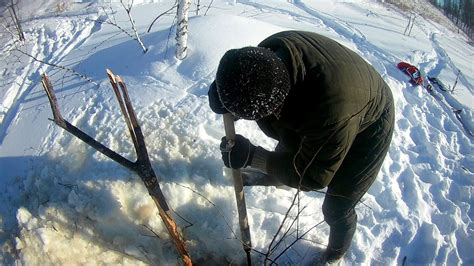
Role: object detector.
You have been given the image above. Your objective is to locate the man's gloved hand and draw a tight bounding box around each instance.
[220,134,256,169]
[208,81,228,114]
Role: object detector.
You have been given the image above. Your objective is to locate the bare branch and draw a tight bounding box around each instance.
[95,1,147,53]
[272,220,325,262]
[269,204,308,256]
[265,189,300,260]
[0,20,19,44]
[174,183,239,239]
[87,17,135,40]
[120,0,147,53]
[15,47,98,86]
[141,224,161,238]
[171,209,193,229]
[147,2,177,33]
[41,72,192,265]
[164,15,177,59]
[264,185,374,263]
[204,0,215,16]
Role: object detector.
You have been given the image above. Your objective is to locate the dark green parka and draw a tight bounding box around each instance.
[254,31,394,190]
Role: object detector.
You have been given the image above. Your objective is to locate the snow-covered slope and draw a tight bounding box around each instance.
[0,0,472,265]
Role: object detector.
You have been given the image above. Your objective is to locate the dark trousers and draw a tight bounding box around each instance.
[322,98,395,258]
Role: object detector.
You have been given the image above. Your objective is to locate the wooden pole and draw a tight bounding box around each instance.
[223,113,252,265]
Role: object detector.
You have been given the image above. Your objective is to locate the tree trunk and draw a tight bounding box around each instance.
[175,0,191,60]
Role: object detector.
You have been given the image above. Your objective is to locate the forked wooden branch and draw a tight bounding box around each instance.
[41,72,192,266]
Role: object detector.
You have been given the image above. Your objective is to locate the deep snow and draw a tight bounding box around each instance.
[0,0,473,265]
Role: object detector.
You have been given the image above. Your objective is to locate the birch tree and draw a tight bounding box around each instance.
[175,0,191,60]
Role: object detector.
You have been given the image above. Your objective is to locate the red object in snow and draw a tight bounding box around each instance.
[397,61,424,86]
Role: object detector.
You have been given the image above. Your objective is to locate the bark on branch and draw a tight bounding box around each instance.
[41,71,192,265]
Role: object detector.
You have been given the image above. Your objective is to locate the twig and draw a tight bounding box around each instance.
[120,0,148,53]
[265,190,300,262]
[164,15,177,59]
[204,0,215,16]
[94,1,147,53]
[87,17,136,42]
[147,1,177,33]
[297,189,301,238]
[271,220,325,263]
[252,248,278,264]
[171,209,193,229]
[16,48,98,86]
[137,245,154,266]
[0,18,19,43]
[269,204,308,256]
[100,1,118,25]
[174,183,239,240]
[142,224,161,239]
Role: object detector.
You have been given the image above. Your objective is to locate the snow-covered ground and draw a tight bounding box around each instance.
[0,0,473,265]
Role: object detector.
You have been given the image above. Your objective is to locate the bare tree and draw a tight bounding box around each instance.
[175,0,191,60]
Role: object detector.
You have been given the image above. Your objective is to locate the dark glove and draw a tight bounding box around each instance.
[208,81,228,114]
[220,134,256,169]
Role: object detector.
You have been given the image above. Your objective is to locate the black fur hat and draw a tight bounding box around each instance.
[216,47,290,120]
